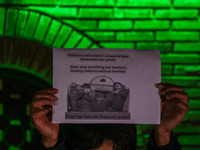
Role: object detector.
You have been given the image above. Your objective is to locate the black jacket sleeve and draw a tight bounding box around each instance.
[32,131,66,150]
[147,130,181,150]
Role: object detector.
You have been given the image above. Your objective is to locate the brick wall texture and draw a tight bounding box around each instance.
[0,0,200,149]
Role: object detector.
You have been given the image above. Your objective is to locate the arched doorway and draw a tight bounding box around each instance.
[0,7,102,149]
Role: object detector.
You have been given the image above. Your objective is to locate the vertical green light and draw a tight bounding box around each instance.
[137,136,144,147]
[53,25,72,47]
[26,130,31,143]
[30,121,34,129]
[0,130,3,142]
[34,15,51,41]
[44,20,62,45]
[24,11,40,39]
[0,8,5,35]
[0,103,3,116]
[26,104,29,116]
[6,8,18,36]
[63,31,82,48]
[15,10,29,36]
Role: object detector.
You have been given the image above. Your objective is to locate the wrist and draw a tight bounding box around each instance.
[154,126,171,146]
[42,136,58,148]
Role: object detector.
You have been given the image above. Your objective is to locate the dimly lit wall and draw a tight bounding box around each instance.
[0,0,200,150]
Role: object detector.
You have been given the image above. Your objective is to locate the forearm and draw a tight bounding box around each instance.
[154,126,171,146]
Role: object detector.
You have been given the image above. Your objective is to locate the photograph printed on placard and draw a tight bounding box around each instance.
[67,75,130,114]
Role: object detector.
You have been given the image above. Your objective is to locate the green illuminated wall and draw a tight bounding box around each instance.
[0,0,200,149]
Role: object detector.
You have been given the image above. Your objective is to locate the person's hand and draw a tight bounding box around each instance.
[29,88,59,148]
[154,83,189,146]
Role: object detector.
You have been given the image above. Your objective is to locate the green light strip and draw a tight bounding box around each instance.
[26,130,31,143]
[30,121,34,129]
[26,105,30,116]
[0,130,3,142]
[0,103,3,116]
[10,120,21,126]
[9,146,21,150]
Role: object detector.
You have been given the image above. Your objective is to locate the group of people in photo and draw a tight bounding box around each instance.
[67,81,129,112]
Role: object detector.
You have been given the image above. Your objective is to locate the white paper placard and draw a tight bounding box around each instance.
[53,48,161,124]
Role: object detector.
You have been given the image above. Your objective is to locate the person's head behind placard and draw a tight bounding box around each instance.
[63,124,137,150]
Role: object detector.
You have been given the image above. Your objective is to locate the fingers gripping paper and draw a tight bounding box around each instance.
[53,48,161,124]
